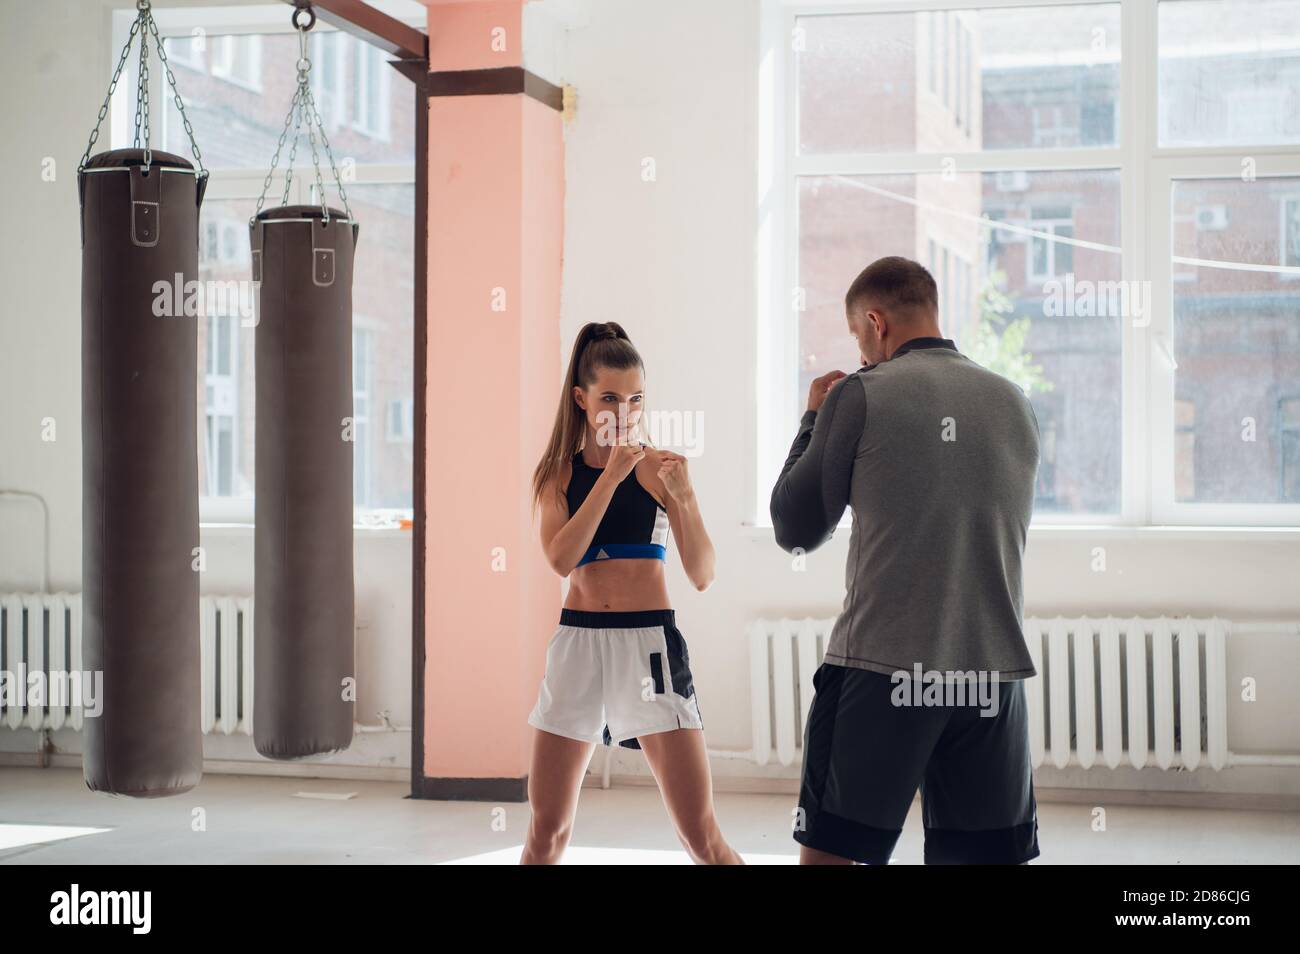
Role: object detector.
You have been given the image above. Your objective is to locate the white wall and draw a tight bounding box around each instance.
[556,0,1300,794]
[0,0,411,771]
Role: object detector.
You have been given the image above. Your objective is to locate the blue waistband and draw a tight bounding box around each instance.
[575,543,667,567]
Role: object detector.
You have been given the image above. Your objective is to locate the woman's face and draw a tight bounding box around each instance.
[574,365,645,447]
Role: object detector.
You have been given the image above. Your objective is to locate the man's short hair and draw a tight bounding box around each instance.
[844,256,939,319]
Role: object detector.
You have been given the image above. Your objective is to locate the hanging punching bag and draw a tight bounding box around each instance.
[80,148,206,796]
[248,5,358,760]
[250,206,358,759]
[78,0,208,798]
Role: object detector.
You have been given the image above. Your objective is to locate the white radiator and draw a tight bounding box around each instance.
[748,615,1284,771]
[1,593,82,732]
[1,592,254,737]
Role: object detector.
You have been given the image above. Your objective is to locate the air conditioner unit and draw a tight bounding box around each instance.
[995,170,1030,192]
[1195,205,1228,231]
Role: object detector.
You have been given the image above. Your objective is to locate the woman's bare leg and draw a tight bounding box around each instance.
[637,728,745,865]
[521,729,595,864]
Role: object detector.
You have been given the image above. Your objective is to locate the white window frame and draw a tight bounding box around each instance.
[352,40,393,141]
[110,6,420,527]
[1025,209,1075,284]
[1031,104,1079,148]
[940,10,951,110]
[927,11,938,94]
[311,31,350,130]
[203,313,242,501]
[962,22,973,136]
[210,34,264,93]
[353,326,374,508]
[1281,195,1300,276]
[758,0,1300,531]
[954,18,965,129]
[201,214,251,267]
[166,29,208,71]
[387,397,416,444]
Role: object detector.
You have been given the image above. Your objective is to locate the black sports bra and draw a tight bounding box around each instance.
[566,449,670,567]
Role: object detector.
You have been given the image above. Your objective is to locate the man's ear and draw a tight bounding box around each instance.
[868,309,886,339]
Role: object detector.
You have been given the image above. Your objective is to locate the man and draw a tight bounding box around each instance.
[770,256,1041,865]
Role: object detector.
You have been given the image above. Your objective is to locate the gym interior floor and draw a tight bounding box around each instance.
[1,767,1296,864]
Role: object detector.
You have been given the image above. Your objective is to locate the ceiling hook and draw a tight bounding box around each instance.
[291,3,317,32]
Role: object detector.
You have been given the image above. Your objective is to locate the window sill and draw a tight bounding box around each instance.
[200,523,413,539]
[739,522,1300,543]
[211,74,263,95]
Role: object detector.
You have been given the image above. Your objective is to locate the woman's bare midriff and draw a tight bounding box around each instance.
[564,558,672,612]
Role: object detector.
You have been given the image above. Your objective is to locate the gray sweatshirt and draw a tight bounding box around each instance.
[770,337,1040,680]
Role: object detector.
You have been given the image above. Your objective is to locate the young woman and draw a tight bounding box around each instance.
[521,322,743,865]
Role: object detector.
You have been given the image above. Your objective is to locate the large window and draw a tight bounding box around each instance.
[111,8,418,525]
[761,0,1300,526]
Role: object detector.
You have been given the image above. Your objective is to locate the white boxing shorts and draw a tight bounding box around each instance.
[528,608,704,749]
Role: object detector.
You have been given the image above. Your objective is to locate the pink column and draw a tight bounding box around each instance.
[417,0,564,798]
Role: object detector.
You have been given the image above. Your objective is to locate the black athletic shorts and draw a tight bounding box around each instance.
[793,662,1040,865]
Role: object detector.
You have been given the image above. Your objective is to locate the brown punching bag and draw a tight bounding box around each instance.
[79,148,206,796]
[250,206,357,759]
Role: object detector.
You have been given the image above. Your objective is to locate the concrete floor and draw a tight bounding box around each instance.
[1,767,1297,864]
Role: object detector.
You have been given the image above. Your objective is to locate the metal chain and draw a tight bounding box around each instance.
[252,84,304,222]
[146,14,206,178]
[135,23,151,167]
[291,23,330,223]
[249,7,354,225]
[279,99,303,209]
[79,13,143,172]
[303,90,330,222]
[78,0,206,178]
[303,83,353,222]
[132,33,144,146]
[132,45,145,147]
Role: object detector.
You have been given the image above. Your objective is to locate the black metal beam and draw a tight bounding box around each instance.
[387,56,429,801]
[424,67,564,112]
[279,0,427,61]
